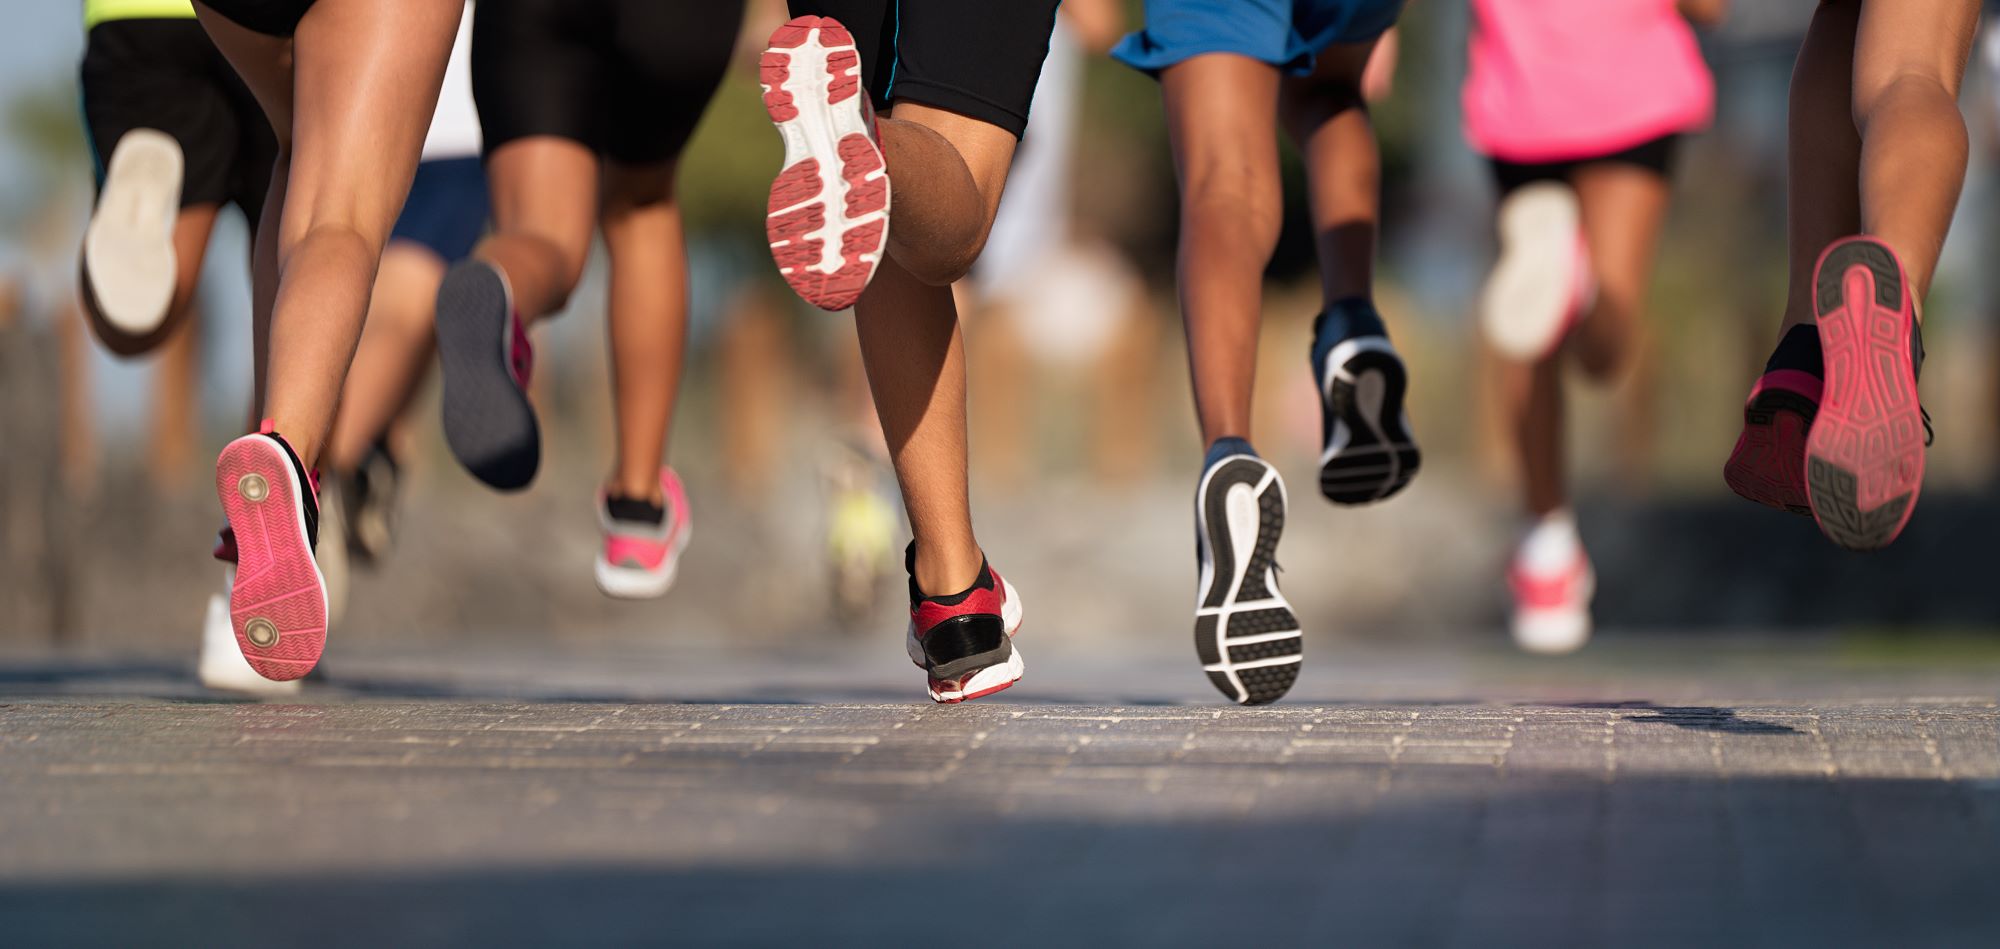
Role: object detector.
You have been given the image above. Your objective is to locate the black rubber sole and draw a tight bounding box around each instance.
[1195,457,1301,706]
[435,261,540,491]
[1320,346,1422,505]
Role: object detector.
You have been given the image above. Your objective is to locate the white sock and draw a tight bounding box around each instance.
[1518,509,1582,575]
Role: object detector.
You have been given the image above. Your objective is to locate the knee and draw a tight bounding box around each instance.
[1853,71,1964,132]
[1181,165,1282,253]
[903,238,985,287]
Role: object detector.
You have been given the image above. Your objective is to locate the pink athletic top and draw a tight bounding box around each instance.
[1463,0,1715,163]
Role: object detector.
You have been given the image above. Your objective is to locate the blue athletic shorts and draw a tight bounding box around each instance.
[1112,0,1404,77]
[390,157,489,262]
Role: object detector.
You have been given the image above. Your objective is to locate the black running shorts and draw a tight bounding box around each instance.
[1489,134,1681,197]
[789,0,1061,139]
[80,18,278,222]
[198,0,315,37]
[472,0,744,164]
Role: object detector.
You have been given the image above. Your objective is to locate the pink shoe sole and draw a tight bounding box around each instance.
[215,435,327,680]
[1805,237,1926,551]
[760,16,889,311]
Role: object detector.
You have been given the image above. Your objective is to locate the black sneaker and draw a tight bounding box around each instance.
[1194,443,1301,705]
[339,439,400,563]
[436,259,540,490]
[1312,298,1421,504]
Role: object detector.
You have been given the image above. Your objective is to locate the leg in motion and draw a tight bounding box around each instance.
[197,0,460,680]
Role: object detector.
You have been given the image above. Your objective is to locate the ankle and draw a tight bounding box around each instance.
[911,541,984,598]
[607,473,663,505]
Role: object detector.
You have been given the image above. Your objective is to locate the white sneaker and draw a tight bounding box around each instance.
[1508,511,1595,655]
[84,128,183,336]
[197,569,303,696]
[1481,182,1592,361]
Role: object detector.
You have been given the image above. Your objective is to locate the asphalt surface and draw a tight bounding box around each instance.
[3,637,1999,947]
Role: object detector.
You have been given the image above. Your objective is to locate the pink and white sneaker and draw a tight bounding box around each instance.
[1805,236,1928,551]
[759,15,890,311]
[213,424,326,681]
[1480,182,1593,361]
[594,467,694,600]
[1508,513,1594,655]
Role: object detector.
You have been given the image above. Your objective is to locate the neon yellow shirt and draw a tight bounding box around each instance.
[84,0,198,29]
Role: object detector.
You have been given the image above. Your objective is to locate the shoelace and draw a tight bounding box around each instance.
[1921,407,1934,447]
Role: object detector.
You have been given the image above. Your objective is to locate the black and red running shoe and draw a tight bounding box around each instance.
[1804,236,1928,551]
[902,545,1024,704]
[759,15,890,311]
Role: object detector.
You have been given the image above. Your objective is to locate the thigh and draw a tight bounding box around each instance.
[886,102,1021,228]
[1570,162,1673,299]
[1162,54,1283,184]
[473,0,610,156]
[886,0,1060,139]
[282,0,462,248]
[1853,0,1980,104]
[193,3,296,140]
[82,19,243,206]
[604,0,743,165]
[485,137,600,259]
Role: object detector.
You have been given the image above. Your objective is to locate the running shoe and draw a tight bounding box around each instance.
[1312,298,1422,504]
[594,467,693,600]
[339,440,402,563]
[83,128,182,336]
[903,545,1024,703]
[759,15,890,311]
[196,568,302,696]
[1508,520,1594,655]
[1724,367,1820,517]
[1805,236,1928,551]
[1195,448,1301,705]
[436,259,540,490]
[214,425,326,681]
[1480,181,1593,361]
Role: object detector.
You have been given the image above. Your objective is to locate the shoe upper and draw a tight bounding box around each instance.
[905,543,1011,674]
[599,467,690,572]
[506,309,534,390]
[1508,549,1593,613]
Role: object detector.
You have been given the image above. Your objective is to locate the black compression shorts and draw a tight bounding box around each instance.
[789,0,1061,139]
[1489,134,1682,197]
[197,0,315,37]
[80,18,278,223]
[472,0,744,164]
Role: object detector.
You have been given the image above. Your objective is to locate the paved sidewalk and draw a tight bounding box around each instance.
[3,641,1999,947]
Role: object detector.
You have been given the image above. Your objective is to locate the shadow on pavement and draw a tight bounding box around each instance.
[1550,701,1801,735]
[1,772,1991,948]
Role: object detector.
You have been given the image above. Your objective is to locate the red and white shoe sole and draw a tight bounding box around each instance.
[909,578,1025,704]
[760,15,890,312]
[1805,238,1925,551]
[215,435,327,681]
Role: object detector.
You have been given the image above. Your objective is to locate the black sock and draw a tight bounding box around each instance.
[1763,325,1823,378]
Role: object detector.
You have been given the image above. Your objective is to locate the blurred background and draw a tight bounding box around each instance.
[4,0,1999,669]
